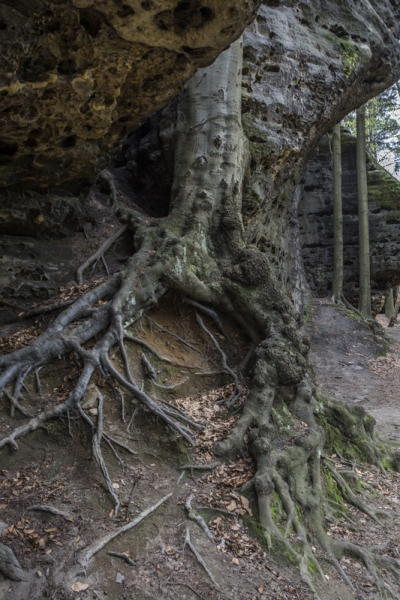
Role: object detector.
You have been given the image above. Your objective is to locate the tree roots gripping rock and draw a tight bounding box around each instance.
[1,38,400,598]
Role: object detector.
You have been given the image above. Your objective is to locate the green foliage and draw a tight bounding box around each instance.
[344,83,400,174]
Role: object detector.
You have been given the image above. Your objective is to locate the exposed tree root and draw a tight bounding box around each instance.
[183,527,218,588]
[108,551,137,566]
[185,494,214,539]
[27,505,72,518]
[76,224,127,285]
[76,492,172,572]
[1,37,399,600]
[195,313,242,407]
[0,542,27,581]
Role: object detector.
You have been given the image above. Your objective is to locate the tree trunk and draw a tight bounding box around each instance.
[388,286,400,327]
[331,123,344,303]
[385,288,394,320]
[357,105,372,319]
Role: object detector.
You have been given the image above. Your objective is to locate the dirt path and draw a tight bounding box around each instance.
[306,301,400,447]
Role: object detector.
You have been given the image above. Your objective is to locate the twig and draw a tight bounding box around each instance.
[104,437,125,468]
[78,493,172,569]
[28,505,72,518]
[108,551,137,566]
[127,406,138,431]
[166,582,204,599]
[185,495,213,539]
[76,224,127,286]
[183,527,218,588]
[126,478,139,518]
[101,254,110,277]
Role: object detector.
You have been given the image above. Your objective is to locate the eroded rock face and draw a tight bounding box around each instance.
[0,0,259,193]
[241,0,400,300]
[299,130,400,312]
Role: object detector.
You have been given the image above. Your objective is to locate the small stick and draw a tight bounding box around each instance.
[183,527,218,588]
[101,254,110,277]
[28,505,72,518]
[166,582,204,600]
[78,493,172,569]
[104,437,125,468]
[108,551,137,566]
[126,478,139,518]
[127,406,138,431]
[185,495,213,539]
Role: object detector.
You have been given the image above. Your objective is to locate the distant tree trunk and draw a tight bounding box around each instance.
[357,105,372,319]
[330,123,344,303]
[388,287,400,327]
[385,288,394,320]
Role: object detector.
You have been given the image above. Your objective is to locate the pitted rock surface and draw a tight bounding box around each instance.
[0,0,259,193]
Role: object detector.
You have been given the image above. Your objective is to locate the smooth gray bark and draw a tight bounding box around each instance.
[331,123,344,303]
[356,106,372,319]
[385,288,394,319]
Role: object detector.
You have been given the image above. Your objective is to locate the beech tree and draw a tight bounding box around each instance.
[345,82,400,174]
[330,123,346,304]
[1,38,400,593]
[357,105,372,319]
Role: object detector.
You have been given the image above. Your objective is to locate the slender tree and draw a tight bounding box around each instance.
[344,82,400,174]
[388,287,400,327]
[330,123,345,304]
[357,105,372,319]
[385,288,394,320]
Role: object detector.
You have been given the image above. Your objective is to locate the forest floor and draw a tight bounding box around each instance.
[1,196,400,600]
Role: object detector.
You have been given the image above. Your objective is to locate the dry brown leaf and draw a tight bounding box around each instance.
[71,582,89,592]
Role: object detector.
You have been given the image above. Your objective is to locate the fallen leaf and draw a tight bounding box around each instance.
[258,586,264,593]
[71,582,89,592]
